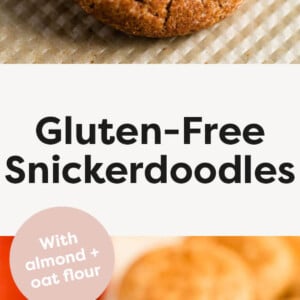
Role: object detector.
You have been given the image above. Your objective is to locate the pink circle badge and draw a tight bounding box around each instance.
[10,207,114,300]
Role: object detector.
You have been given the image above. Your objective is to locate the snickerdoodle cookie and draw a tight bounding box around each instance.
[76,0,243,37]
[119,242,255,300]
[185,237,296,300]
[282,237,300,297]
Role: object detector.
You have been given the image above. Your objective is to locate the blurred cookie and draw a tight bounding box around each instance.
[278,292,300,300]
[282,237,300,295]
[119,242,255,300]
[76,0,243,38]
[185,237,295,300]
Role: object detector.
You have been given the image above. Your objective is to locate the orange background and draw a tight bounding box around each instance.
[0,237,25,299]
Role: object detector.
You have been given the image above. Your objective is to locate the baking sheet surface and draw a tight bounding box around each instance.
[0,0,299,63]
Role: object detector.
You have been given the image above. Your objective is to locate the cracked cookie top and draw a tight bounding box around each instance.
[118,243,255,300]
[76,0,243,37]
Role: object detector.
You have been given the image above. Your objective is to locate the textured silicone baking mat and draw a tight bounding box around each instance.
[0,0,299,63]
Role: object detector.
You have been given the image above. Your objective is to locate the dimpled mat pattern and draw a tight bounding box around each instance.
[0,0,299,63]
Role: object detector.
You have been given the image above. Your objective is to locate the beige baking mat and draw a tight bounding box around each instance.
[0,0,299,63]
